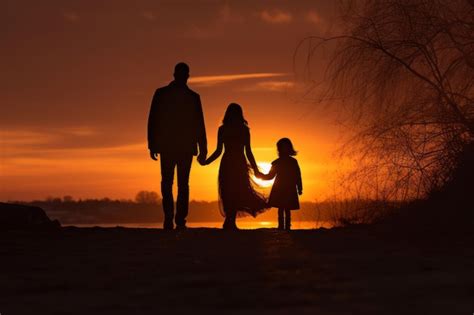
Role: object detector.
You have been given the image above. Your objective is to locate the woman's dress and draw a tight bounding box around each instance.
[218,125,268,217]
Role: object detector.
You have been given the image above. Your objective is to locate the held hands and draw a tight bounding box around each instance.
[200,156,214,166]
[253,169,264,179]
[199,158,210,166]
[253,166,264,179]
[197,151,208,166]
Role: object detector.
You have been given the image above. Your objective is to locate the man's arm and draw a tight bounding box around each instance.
[147,89,160,160]
[196,95,207,163]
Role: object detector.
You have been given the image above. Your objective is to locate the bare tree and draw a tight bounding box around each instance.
[298,0,474,200]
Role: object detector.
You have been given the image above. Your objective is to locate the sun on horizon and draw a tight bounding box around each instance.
[252,162,274,188]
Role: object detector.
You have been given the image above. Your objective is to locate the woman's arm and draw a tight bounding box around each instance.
[204,127,224,165]
[244,128,259,173]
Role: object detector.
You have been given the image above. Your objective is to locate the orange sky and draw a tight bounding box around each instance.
[1,0,346,201]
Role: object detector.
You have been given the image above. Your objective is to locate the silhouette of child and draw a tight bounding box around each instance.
[257,138,302,230]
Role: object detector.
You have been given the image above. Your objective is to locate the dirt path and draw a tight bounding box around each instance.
[1,227,473,314]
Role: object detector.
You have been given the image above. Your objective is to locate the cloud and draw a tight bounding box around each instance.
[250,80,295,91]
[62,11,79,22]
[217,4,243,24]
[0,130,57,146]
[186,25,217,39]
[141,11,156,21]
[184,4,244,39]
[0,127,101,153]
[306,10,322,25]
[260,9,292,24]
[189,73,289,86]
[64,127,96,137]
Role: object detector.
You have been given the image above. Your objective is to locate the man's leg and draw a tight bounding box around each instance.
[278,208,284,230]
[175,154,193,227]
[160,154,176,229]
[285,209,291,230]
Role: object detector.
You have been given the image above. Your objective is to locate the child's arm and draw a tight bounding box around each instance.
[296,161,303,195]
[258,164,277,180]
[204,127,224,165]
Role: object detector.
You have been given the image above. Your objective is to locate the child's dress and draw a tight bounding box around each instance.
[267,156,302,210]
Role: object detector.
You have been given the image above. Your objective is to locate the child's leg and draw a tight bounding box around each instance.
[285,209,291,230]
[223,211,230,229]
[229,210,237,229]
[278,208,284,229]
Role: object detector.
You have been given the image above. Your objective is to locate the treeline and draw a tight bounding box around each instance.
[7,195,403,225]
[10,198,222,224]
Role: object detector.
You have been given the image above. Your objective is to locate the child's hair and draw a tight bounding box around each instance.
[277,138,297,156]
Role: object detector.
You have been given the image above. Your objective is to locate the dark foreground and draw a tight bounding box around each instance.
[1,226,473,315]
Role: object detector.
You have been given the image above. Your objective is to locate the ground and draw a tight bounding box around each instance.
[1,226,473,314]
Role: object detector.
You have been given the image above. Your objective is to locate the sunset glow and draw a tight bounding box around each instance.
[1,1,342,202]
[252,162,274,188]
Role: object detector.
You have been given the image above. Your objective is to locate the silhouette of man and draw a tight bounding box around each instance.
[148,62,207,230]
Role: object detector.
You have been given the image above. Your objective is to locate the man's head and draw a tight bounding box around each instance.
[174,62,190,84]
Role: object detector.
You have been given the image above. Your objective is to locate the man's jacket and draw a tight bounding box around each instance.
[147,81,207,156]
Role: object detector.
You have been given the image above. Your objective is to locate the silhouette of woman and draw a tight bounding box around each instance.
[204,103,268,230]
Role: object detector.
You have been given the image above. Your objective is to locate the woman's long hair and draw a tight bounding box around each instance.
[223,103,248,126]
